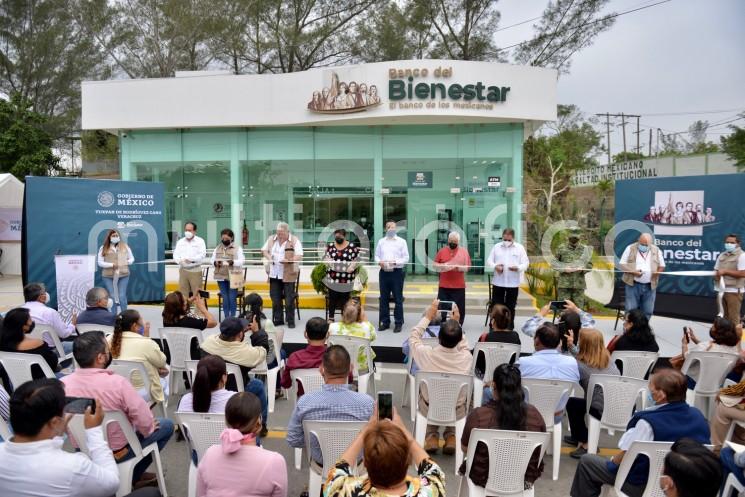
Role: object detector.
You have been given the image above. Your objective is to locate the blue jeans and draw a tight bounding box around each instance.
[217,280,238,318]
[624,282,655,320]
[720,446,745,496]
[379,268,405,327]
[246,378,268,425]
[102,275,130,315]
[119,417,174,483]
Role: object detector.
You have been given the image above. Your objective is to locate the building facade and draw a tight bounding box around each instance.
[82,60,556,273]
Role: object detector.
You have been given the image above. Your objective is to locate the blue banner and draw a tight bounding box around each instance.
[23,177,165,306]
[615,173,745,319]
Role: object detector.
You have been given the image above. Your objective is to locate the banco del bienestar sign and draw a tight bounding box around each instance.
[387,65,510,111]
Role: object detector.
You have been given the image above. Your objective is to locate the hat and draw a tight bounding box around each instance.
[220,317,249,337]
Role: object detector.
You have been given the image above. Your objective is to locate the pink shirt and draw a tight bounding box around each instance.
[197,444,287,497]
[61,368,155,451]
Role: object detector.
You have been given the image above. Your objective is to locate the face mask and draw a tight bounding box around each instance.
[103,352,113,369]
[503,240,513,247]
[335,236,345,244]
[448,242,458,250]
[725,242,737,252]
[106,298,113,310]
[137,325,145,335]
[638,244,649,253]
[42,292,50,302]
[222,239,231,246]
[386,229,396,238]
[646,390,656,406]
[185,231,194,240]
[110,236,120,244]
[569,236,579,244]
[360,217,366,223]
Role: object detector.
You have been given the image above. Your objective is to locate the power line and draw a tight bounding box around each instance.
[635,108,745,117]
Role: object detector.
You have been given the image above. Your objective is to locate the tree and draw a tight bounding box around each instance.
[351,1,415,62]
[512,0,616,74]
[613,151,644,163]
[0,94,62,178]
[0,0,105,137]
[721,122,745,170]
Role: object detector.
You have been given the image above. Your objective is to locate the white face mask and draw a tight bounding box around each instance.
[184,231,194,240]
[386,229,396,238]
[110,236,120,244]
[107,298,114,310]
[503,240,513,247]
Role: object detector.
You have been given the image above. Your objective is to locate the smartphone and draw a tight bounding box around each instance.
[683,326,690,343]
[438,301,455,313]
[198,290,210,299]
[549,300,567,311]
[64,396,95,415]
[378,391,393,420]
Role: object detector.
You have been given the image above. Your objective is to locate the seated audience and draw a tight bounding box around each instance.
[565,328,620,458]
[608,308,660,355]
[62,331,174,488]
[0,307,59,377]
[287,345,374,465]
[280,317,329,396]
[678,317,740,386]
[521,299,595,339]
[409,299,472,455]
[197,392,287,497]
[178,355,236,413]
[21,282,75,354]
[110,310,169,404]
[77,287,116,327]
[324,409,445,497]
[460,364,547,491]
[328,299,377,372]
[474,304,521,378]
[570,368,710,497]
[661,438,721,497]
[200,317,269,436]
[243,293,281,369]
[402,312,441,376]
[518,322,580,385]
[0,378,120,497]
[710,373,745,445]
[162,291,217,330]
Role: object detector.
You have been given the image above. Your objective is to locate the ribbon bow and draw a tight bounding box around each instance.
[220,428,256,454]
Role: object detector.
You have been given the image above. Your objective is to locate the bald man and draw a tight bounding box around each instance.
[620,234,665,320]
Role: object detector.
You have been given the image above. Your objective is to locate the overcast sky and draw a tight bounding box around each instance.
[497,0,745,162]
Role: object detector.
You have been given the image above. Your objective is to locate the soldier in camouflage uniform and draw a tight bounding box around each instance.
[554,228,593,309]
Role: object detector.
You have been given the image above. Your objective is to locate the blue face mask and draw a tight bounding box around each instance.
[638,244,649,253]
[646,391,656,406]
[725,242,737,252]
[137,325,145,335]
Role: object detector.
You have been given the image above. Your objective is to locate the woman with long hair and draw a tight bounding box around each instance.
[474,304,521,380]
[97,229,134,315]
[0,307,59,376]
[328,299,376,372]
[565,328,620,458]
[609,308,659,354]
[459,363,547,491]
[197,392,287,497]
[110,309,169,403]
[178,355,236,413]
[162,291,217,330]
[243,293,281,369]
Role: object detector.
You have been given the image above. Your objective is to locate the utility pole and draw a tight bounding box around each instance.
[636,116,640,154]
[648,128,652,156]
[596,112,612,165]
[597,113,642,161]
[620,113,627,154]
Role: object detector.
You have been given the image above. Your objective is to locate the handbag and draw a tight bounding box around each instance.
[229,270,245,289]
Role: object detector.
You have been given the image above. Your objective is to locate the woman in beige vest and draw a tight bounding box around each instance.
[97,229,134,315]
[211,228,245,318]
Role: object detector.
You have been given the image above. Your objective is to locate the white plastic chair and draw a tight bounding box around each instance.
[161,327,204,396]
[586,374,648,454]
[109,359,167,418]
[414,371,473,470]
[522,378,574,480]
[288,368,325,470]
[184,359,245,392]
[303,420,366,497]
[0,351,56,389]
[611,351,659,379]
[246,329,284,413]
[68,410,168,497]
[176,411,226,497]
[681,351,739,419]
[76,323,115,336]
[604,440,673,497]
[723,473,745,497]
[402,337,439,422]
[328,335,374,394]
[458,428,551,497]
[29,324,73,362]
[471,342,521,407]
[0,416,11,440]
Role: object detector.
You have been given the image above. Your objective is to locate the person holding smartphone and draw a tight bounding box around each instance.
[433,232,470,325]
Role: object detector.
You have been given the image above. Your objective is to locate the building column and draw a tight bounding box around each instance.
[373,127,383,254]
[119,131,132,181]
[512,123,524,243]
[230,131,242,239]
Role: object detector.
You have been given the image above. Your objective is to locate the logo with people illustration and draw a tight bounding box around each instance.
[646,190,717,236]
[307,71,382,114]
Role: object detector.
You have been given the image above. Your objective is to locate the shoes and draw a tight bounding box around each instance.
[274,321,285,326]
[133,472,158,489]
[287,323,296,329]
[260,423,269,438]
[424,434,440,454]
[563,435,578,446]
[393,324,402,333]
[379,323,390,331]
[443,434,456,455]
[570,446,587,459]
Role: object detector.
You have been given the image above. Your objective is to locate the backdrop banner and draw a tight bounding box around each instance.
[23,177,165,308]
[615,173,745,321]
[0,207,22,241]
[54,255,96,323]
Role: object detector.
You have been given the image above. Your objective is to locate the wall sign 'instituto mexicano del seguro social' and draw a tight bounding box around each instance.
[572,160,659,186]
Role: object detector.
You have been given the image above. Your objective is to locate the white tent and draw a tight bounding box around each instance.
[0,174,24,275]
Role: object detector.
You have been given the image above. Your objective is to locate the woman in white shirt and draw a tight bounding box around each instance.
[211,228,244,318]
[682,317,741,385]
[178,355,237,414]
[97,229,134,314]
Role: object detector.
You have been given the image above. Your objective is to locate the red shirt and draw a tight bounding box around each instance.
[280,344,355,394]
[435,246,471,289]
